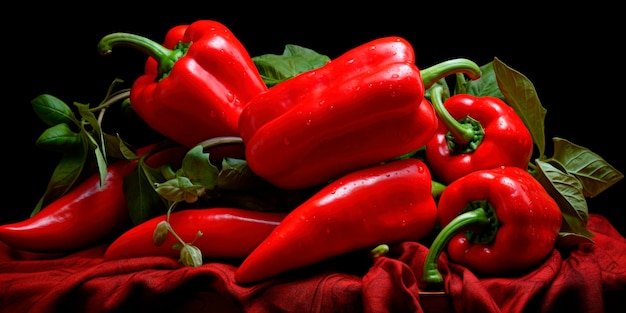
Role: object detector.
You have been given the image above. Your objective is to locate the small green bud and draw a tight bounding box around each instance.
[153,221,170,246]
[179,244,203,268]
[370,244,390,258]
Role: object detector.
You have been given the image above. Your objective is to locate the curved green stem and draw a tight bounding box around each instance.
[197,136,244,150]
[421,206,492,289]
[90,89,130,112]
[98,32,187,79]
[420,58,482,89]
[162,201,186,244]
[430,85,477,146]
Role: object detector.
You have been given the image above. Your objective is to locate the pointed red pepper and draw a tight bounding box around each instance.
[104,208,287,261]
[234,158,438,284]
[0,144,185,253]
[0,159,136,253]
[98,20,267,150]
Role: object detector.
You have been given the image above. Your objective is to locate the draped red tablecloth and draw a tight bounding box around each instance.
[1,213,624,313]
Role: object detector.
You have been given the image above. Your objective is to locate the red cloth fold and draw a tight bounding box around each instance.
[1,213,624,313]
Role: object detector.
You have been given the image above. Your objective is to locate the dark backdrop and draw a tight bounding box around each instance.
[5,4,624,235]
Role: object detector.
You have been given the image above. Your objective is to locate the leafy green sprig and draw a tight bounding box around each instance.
[30,80,137,216]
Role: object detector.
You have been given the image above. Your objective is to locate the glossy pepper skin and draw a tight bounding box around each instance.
[104,208,287,261]
[425,90,533,184]
[238,36,436,190]
[0,144,182,253]
[234,158,438,284]
[421,166,562,288]
[98,20,267,149]
[0,159,137,253]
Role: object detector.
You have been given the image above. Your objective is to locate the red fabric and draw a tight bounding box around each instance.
[1,213,624,313]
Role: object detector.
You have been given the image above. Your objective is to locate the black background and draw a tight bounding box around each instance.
[4,4,624,235]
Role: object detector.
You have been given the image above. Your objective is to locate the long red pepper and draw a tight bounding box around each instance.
[0,144,182,253]
[0,158,138,253]
[104,208,287,261]
[234,158,438,284]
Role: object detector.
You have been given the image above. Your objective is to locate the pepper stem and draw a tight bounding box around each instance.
[420,58,482,89]
[421,204,495,289]
[370,244,390,258]
[429,85,483,147]
[197,136,244,150]
[98,32,188,80]
[431,180,446,199]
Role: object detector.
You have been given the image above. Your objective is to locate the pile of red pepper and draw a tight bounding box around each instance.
[1,20,623,291]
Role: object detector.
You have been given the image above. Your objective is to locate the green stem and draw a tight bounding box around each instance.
[198,136,244,150]
[370,244,390,258]
[431,180,446,199]
[138,140,180,162]
[421,206,491,289]
[430,85,477,146]
[98,32,187,79]
[420,58,482,89]
[164,202,187,245]
[90,89,130,112]
[527,162,538,176]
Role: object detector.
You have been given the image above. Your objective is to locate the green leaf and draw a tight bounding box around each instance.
[176,176,206,197]
[557,232,594,247]
[217,158,267,190]
[180,145,219,189]
[35,123,82,152]
[83,132,108,188]
[75,102,109,185]
[75,102,106,154]
[124,161,169,225]
[534,159,594,240]
[31,145,89,216]
[464,62,506,101]
[493,57,547,158]
[155,176,205,203]
[551,137,624,198]
[75,102,102,134]
[31,94,75,126]
[253,44,330,87]
[103,133,136,160]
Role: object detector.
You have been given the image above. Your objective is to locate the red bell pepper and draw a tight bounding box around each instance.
[104,208,287,262]
[234,158,438,284]
[424,85,533,184]
[238,36,436,190]
[98,20,267,150]
[421,166,562,288]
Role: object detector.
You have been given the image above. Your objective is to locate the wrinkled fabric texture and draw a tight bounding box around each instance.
[0,214,624,313]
